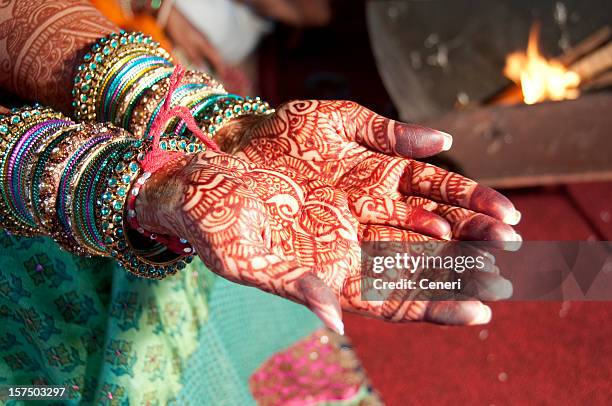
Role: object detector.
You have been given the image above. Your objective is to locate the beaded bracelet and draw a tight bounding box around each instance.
[118,67,224,135]
[13,119,73,224]
[37,124,97,244]
[0,101,201,277]
[129,70,225,138]
[56,134,117,252]
[101,54,171,123]
[100,138,197,278]
[151,89,273,145]
[73,31,172,123]
[73,31,271,154]
[71,137,133,256]
[0,106,66,236]
[198,96,271,138]
[30,124,81,229]
[172,94,241,137]
[125,139,206,255]
[117,66,174,129]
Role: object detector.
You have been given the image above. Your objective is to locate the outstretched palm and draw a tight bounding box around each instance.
[136,151,509,333]
[229,100,521,242]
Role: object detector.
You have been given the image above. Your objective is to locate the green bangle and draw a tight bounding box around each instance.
[101,138,204,279]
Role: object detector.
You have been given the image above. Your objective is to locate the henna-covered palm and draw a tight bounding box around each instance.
[136,151,511,334]
[221,100,522,242]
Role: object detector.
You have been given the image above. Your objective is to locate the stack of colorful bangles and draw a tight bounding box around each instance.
[72,31,273,143]
[0,30,274,279]
[0,106,203,278]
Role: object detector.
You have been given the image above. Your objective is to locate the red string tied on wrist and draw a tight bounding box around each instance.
[129,64,220,256]
[139,64,220,173]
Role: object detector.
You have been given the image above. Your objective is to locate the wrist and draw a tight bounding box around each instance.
[134,155,190,237]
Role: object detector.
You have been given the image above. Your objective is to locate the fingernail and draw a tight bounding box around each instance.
[503,231,522,252]
[470,304,492,325]
[503,209,522,225]
[318,309,344,335]
[441,132,453,151]
[483,251,496,264]
[333,319,345,336]
[311,303,344,336]
[498,279,513,299]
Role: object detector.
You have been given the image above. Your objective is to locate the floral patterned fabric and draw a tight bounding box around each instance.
[1,232,213,404]
[0,232,378,405]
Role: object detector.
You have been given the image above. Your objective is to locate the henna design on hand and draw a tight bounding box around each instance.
[231,100,521,241]
[136,151,509,330]
[0,0,117,112]
[405,196,521,247]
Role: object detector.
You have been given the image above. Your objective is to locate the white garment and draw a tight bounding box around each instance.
[174,0,272,64]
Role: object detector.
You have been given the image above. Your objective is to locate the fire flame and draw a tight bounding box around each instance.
[504,23,580,104]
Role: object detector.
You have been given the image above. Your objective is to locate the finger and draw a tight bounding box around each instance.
[462,272,513,301]
[403,196,522,250]
[402,195,439,211]
[245,254,345,335]
[349,193,451,240]
[346,231,494,326]
[424,301,492,325]
[197,232,346,335]
[235,252,345,335]
[296,273,344,335]
[343,102,453,158]
[461,245,498,273]
[166,7,226,73]
[180,39,208,69]
[435,204,521,242]
[400,160,521,225]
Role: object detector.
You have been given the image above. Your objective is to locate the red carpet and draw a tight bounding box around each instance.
[345,183,612,405]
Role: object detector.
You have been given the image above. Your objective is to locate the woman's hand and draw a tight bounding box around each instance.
[221,100,522,243]
[136,151,511,333]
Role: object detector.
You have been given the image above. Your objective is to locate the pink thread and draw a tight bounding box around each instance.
[139,64,219,173]
[128,64,220,255]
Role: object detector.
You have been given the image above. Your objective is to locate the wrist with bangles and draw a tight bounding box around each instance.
[1,29,274,279]
[73,31,273,151]
[0,104,202,277]
[1,30,276,277]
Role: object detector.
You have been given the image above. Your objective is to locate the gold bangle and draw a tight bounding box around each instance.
[73,31,172,122]
[129,70,225,138]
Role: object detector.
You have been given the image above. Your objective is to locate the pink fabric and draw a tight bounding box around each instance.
[250,329,367,406]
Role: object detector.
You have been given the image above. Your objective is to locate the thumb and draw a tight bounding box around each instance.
[296,273,344,335]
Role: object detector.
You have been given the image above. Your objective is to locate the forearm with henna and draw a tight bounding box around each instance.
[0,0,117,113]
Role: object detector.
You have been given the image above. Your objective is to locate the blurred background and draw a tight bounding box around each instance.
[63,0,612,403]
